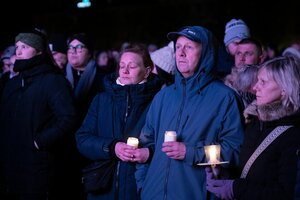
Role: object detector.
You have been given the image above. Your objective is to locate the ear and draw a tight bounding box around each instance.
[281,89,286,96]
[144,66,152,79]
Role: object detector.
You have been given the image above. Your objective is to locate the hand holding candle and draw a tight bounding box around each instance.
[204,144,221,178]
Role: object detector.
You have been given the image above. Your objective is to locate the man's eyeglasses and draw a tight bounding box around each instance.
[67,44,86,53]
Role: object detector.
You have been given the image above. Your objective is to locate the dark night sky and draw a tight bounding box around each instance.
[1,0,300,51]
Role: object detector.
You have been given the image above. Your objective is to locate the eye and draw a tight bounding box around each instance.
[68,45,74,50]
[76,45,83,49]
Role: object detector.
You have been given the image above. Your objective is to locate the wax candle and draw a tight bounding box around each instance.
[127,137,139,148]
[164,131,177,142]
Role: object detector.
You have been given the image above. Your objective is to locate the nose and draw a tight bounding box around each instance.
[121,66,129,74]
[177,47,186,57]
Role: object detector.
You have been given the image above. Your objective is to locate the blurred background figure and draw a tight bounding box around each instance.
[282,46,300,60]
[95,49,117,74]
[148,43,158,53]
[0,45,15,75]
[49,33,68,70]
[261,43,279,62]
[0,45,15,97]
[150,41,175,86]
[224,64,259,109]
[216,18,251,79]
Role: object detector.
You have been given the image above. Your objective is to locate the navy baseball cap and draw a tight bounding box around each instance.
[167,26,203,43]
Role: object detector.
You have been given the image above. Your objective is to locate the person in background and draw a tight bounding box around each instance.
[135,26,244,200]
[0,45,15,97]
[49,33,68,70]
[95,49,116,74]
[76,43,162,200]
[207,56,300,200]
[147,43,158,53]
[150,41,175,86]
[282,46,300,60]
[0,28,77,200]
[216,18,251,78]
[8,55,18,78]
[261,43,279,62]
[224,64,259,109]
[66,33,103,122]
[234,38,264,68]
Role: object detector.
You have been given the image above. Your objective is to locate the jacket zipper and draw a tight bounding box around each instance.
[163,79,187,200]
[115,91,130,200]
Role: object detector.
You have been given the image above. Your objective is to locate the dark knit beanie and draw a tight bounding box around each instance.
[67,33,93,53]
[49,34,67,54]
[15,32,45,52]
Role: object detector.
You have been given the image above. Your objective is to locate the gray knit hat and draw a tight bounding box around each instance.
[150,41,176,74]
[15,32,45,52]
[224,19,250,46]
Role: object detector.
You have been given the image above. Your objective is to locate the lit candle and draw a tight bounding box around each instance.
[204,145,221,164]
[127,137,139,148]
[209,146,218,163]
[164,131,177,142]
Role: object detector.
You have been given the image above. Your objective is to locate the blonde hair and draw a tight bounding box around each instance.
[260,56,300,112]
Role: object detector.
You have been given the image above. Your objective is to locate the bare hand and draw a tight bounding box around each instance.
[115,142,136,162]
[115,142,150,163]
[162,141,186,160]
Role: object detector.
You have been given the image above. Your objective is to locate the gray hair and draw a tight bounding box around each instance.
[260,56,300,112]
[234,64,259,92]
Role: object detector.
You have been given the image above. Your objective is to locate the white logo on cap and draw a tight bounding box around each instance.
[187,30,196,35]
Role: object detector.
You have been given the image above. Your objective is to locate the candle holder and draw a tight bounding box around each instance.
[197,144,229,178]
[204,145,220,178]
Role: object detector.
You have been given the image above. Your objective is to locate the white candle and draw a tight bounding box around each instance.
[164,131,177,142]
[209,146,218,163]
[127,137,139,148]
[204,145,221,164]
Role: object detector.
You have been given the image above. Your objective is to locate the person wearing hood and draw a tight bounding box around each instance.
[135,26,244,199]
[0,28,78,199]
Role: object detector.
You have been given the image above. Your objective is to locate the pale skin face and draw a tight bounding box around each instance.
[235,43,263,68]
[52,51,67,69]
[227,39,241,56]
[67,39,90,69]
[118,52,151,85]
[253,68,283,106]
[175,36,202,78]
[15,41,40,60]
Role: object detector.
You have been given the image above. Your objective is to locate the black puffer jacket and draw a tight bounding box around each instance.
[0,54,77,194]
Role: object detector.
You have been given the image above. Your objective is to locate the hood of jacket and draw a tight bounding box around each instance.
[174,26,217,93]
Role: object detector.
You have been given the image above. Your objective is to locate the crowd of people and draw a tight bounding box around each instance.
[0,18,299,200]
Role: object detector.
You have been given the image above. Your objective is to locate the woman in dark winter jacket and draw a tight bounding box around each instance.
[0,29,78,200]
[206,56,300,200]
[75,43,162,200]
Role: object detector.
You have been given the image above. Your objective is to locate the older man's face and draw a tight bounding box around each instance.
[175,36,202,78]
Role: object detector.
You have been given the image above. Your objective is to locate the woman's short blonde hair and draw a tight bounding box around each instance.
[260,56,300,112]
